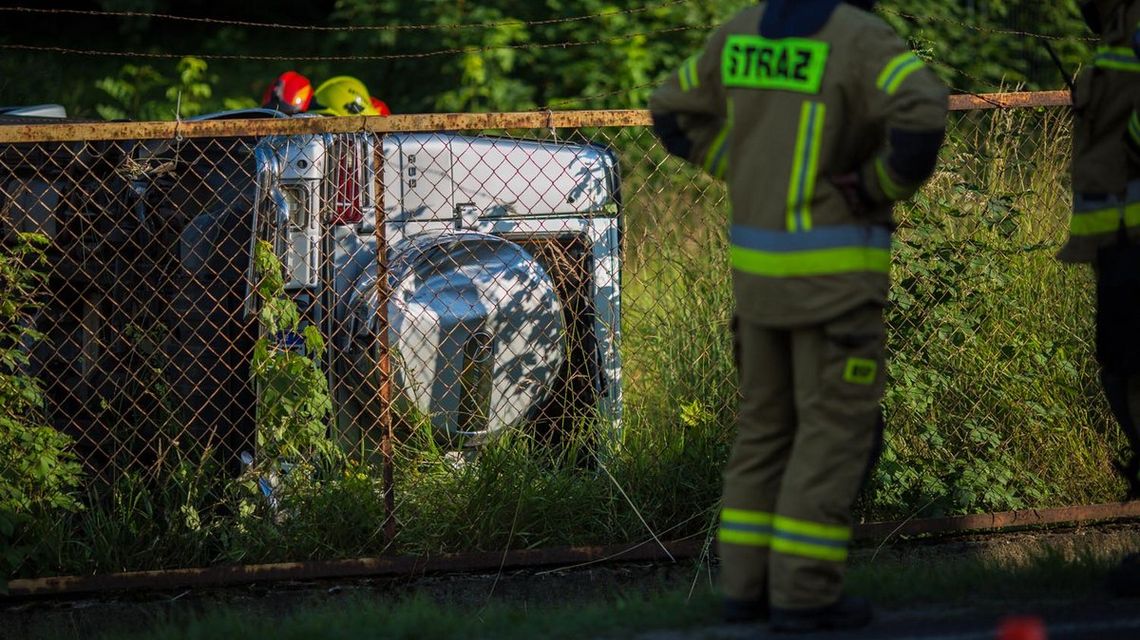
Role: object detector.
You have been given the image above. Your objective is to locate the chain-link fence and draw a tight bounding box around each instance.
[0,94,1126,577]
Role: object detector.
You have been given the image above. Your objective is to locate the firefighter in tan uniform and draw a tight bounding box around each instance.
[1067,0,1140,598]
[650,0,947,631]
[1061,0,1140,501]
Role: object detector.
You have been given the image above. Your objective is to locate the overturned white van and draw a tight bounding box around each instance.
[1,108,623,471]
[247,128,624,451]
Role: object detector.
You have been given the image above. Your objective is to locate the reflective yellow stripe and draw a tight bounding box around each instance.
[686,56,700,90]
[722,508,774,526]
[679,56,700,92]
[718,508,773,548]
[877,52,924,94]
[771,538,848,562]
[718,529,773,547]
[1069,203,1140,236]
[731,245,891,277]
[874,157,911,200]
[1095,47,1140,72]
[786,101,827,232]
[885,60,924,95]
[774,515,851,541]
[703,99,734,178]
[770,515,851,562]
[703,132,727,174]
[876,53,916,89]
[1130,112,1140,147]
[713,99,734,178]
[804,105,826,229]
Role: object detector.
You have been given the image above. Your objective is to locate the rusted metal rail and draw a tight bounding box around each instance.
[6,540,704,599]
[947,90,1071,111]
[372,139,396,546]
[6,500,1137,599]
[0,110,652,143]
[0,91,1071,144]
[854,500,1140,540]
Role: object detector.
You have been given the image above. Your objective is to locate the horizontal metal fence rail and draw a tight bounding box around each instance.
[0,91,1071,143]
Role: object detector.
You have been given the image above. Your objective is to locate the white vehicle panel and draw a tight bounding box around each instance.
[450,137,615,219]
[382,133,454,227]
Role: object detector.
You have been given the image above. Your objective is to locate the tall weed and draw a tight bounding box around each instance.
[13,110,1128,578]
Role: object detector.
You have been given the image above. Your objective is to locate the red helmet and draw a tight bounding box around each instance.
[370,97,391,116]
[261,71,313,114]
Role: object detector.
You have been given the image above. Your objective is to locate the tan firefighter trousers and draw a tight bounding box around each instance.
[718,303,886,610]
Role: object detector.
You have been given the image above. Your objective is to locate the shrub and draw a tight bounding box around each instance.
[0,233,82,589]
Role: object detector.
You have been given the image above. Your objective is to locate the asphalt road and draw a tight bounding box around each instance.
[638,600,1140,640]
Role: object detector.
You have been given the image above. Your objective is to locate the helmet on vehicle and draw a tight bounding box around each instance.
[261,71,313,114]
[311,76,380,116]
[370,97,392,116]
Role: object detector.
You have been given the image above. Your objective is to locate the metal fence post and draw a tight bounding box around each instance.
[372,138,396,545]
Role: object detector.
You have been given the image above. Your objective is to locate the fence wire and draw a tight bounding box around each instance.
[0,96,1126,576]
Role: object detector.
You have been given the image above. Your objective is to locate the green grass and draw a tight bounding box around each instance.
[847,527,1140,606]
[7,107,1130,579]
[20,529,1135,640]
[97,590,722,640]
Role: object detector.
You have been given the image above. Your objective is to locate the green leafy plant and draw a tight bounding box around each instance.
[880,1,1091,92]
[0,233,81,590]
[94,56,254,121]
[246,241,340,497]
[868,109,1111,518]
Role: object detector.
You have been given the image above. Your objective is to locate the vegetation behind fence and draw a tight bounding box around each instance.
[0,97,1124,583]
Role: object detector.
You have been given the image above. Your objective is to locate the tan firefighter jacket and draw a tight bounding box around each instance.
[649,3,947,327]
[1062,1,1140,263]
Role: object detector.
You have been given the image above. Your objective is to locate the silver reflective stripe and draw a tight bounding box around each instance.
[1073,180,1140,212]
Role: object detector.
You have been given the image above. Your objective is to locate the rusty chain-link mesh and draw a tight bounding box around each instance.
[0,98,1124,572]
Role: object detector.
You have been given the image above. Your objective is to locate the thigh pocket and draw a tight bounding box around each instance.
[821,305,886,406]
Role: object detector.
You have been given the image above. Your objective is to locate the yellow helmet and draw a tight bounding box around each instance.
[312,76,380,116]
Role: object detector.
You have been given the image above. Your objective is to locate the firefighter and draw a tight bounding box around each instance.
[261,71,314,114]
[1069,0,1140,599]
[311,76,382,116]
[649,0,947,632]
[1060,0,1140,502]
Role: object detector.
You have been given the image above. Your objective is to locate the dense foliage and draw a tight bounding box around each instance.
[0,1,1092,119]
[0,233,82,590]
[883,0,1091,93]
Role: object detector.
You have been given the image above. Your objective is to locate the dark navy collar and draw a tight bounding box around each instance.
[760,0,875,39]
